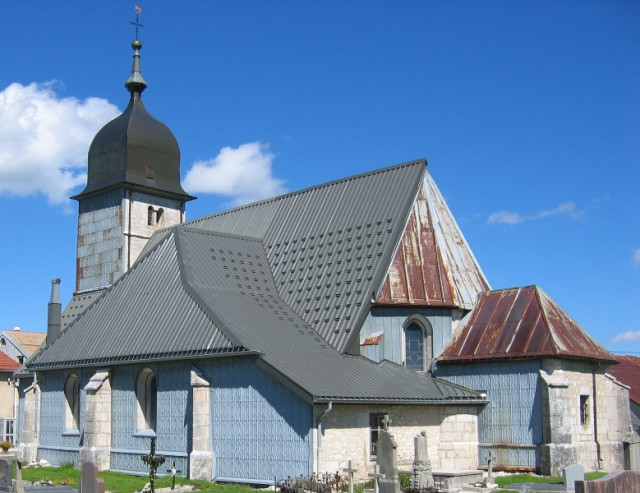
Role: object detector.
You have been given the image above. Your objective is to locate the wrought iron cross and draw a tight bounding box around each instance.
[142,437,165,493]
[166,461,182,490]
[130,5,145,39]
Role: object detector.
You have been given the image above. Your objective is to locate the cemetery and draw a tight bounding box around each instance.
[2,419,639,493]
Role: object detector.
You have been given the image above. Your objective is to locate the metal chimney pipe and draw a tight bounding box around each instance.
[47,278,62,345]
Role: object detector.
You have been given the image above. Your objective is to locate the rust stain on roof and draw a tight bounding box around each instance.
[362,332,384,346]
[376,176,489,309]
[439,285,617,364]
[609,355,640,405]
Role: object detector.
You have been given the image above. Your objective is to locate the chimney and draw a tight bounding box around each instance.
[47,278,62,345]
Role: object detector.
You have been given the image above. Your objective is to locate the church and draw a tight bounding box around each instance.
[15,37,632,483]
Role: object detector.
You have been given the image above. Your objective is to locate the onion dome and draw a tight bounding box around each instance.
[73,39,194,202]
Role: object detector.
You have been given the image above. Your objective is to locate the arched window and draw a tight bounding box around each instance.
[136,368,157,431]
[156,208,164,225]
[147,206,155,226]
[64,374,80,430]
[404,318,433,372]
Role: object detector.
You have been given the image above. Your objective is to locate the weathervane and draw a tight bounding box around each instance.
[130,5,144,39]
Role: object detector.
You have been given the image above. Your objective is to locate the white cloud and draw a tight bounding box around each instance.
[633,248,640,267]
[0,81,119,204]
[487,202,583,225]
[611,330,640,343]
[183,142,287,206]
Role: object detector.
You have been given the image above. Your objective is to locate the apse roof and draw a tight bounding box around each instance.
[439,285,617,364]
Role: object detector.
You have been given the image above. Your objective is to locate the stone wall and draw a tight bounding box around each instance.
[540,359,631,475]
[79,370,111,470]
[314,403,479,481]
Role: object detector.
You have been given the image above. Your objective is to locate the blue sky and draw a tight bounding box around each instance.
[1,2,638,354]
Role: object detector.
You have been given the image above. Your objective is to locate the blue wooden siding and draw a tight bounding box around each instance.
[37,369,88,466]
[360,307,452,365]
[204,358,312,483]
[436,360,542,469]
[111,362,190,475]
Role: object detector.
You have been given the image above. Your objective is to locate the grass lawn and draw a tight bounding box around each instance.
[11,464,609,493]
[495,471,608,492]
[13,464,257,493]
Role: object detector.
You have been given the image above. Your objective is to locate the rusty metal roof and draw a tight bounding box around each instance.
[376,172,489,309]
[438,285,617,364]
[609,355,640,406]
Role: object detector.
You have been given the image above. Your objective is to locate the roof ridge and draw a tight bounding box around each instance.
[187,159,427,227]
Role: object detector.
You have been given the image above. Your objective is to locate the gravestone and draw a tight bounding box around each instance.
[342,460,357,493]
[0,459,11,493]
[410,432,434,490]
[563,463,584,492]
[78,461,105,493]
[375,415,400,493]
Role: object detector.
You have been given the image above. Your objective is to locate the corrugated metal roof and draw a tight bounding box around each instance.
[28,161,487,403]
[439,285,617,364]
[609,355,640,406]
[188,160,427,353]
[376,173,489,309]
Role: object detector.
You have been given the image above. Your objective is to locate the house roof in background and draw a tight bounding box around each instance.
[439,285,617,364]
[609,355,640,406]
[1,329,46,357]
[0,351,20,371]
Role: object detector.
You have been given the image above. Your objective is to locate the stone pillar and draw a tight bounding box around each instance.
[79,370,111,470]
[540,370,577,476]
[189,367,213,481]
[16,380,40,464]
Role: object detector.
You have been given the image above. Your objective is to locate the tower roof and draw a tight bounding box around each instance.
[72,39,194,202]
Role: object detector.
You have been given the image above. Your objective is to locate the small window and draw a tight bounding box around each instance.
[580,395,590,426]
[156,208,164,224]
[404,319,433,372]
[148,206,154,226]
[65,374,80,430]
[136,368,157,431]
[370,413,386,457]
[146,164,155,179]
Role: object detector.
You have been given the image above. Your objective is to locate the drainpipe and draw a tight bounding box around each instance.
[592,366,602,469]
[316,401,333,473]
[46,279,62,345]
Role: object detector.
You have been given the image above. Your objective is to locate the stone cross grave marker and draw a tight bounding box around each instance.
[375,414,400,493]
[342,460,357,493]
[563,464,584,492]
[368,465,385,493]
[410,432,434,490]
[0,459,10,493]
[79,461,105,493]
[142,438,165,493]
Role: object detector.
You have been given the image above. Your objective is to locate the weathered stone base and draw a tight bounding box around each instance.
[432,470,483,491]
[540,443,577,477]
[79,446,110,471]
[189,451,213,481]
[15,443,38,464]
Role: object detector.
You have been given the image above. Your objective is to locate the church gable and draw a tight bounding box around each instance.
[376,172,489,310]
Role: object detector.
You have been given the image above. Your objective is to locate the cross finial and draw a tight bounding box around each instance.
[130,5,145,39]
[381,414,392,431]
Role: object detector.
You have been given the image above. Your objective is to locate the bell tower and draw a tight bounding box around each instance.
[72,38,195,293]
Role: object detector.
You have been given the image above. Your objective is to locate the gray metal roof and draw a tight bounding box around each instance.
[29,160,485,403]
